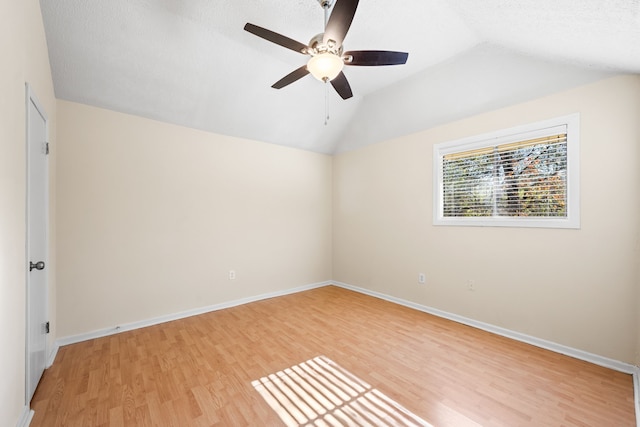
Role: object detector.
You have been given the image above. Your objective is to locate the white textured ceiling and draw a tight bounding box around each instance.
[40,0,639,154]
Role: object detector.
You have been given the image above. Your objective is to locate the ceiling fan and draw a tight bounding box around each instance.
[244,0,408,100]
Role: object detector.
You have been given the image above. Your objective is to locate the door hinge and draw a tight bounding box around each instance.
[45,142,50,155]
[45,321,50,334]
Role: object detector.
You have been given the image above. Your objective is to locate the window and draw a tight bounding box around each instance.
[433,114,580,228]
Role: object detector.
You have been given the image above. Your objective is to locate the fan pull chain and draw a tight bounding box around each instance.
[324,83,330,125]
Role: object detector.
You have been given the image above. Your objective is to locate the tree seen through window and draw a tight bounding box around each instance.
[442,134,567,218]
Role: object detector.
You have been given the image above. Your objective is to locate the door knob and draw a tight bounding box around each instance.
[29,261,45,271]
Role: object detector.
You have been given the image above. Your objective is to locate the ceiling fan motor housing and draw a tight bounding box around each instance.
[308,33,343,56]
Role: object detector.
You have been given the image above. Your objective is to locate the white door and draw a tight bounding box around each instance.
[26,84,49,403]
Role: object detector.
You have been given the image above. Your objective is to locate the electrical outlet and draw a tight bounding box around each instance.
[418,273,426,284]
[466,280,475,291]
[229,270,236,280]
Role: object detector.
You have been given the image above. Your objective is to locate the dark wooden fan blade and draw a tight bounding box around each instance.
[272,66,310,89]
[330,71,353,99]
[244,23,308,54]
[323,0,359,47]
[344,50,409,66]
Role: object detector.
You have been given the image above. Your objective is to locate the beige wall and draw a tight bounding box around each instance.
[56,101,332,338]
[333,75,640,364]
[0,0,56,424]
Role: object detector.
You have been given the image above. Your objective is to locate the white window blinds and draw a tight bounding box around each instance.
[442,130,567,218]
[433,114,580,229]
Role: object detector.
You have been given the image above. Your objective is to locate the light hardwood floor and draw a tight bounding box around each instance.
[31,286,635,426]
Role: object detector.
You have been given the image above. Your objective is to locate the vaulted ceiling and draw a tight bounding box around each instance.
[40,1,640,154]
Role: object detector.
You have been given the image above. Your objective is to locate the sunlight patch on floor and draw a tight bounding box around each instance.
[252,355,432,426]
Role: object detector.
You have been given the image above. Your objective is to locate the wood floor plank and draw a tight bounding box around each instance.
[30,286,635,426]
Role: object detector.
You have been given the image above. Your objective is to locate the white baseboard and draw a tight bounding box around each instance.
[55,281,331,347]
[15,407,33,427]
[46,343,59,368]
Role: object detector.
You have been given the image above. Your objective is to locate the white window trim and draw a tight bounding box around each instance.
[433,113,580,229]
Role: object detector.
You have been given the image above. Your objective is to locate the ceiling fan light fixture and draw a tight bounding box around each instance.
[307,52,344,82]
